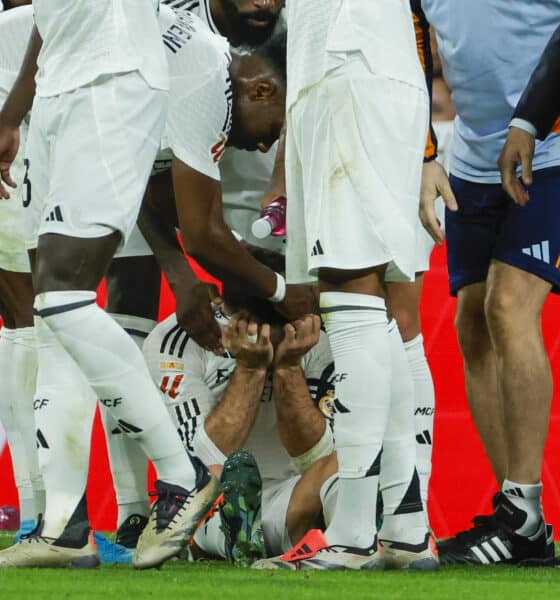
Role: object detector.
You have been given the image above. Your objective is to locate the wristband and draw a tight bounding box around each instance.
[268,272,286,303]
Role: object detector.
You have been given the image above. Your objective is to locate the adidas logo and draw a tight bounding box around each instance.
[470,536,512,564]
[522,240,550,264]
[311,239,324,256]
[36,429,49,449]
[45,205,63,223]
[416,430,432,445]
[112,419,143,434]
[504,487,525,498]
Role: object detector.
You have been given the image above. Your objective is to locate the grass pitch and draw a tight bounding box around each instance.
[1,533,560,599]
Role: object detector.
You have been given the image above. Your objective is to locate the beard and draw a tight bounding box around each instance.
[219,0,280,47]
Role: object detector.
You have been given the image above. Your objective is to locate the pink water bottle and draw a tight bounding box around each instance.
[251,196,287,239]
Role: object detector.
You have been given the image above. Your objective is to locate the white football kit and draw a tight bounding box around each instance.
[143,312,335,555]
[24,0,169,250]
[0,6,34,273]
[285,0,429,284]
[161,0,286,252]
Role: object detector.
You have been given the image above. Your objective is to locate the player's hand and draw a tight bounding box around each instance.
[274,314,321,370]
[274,284,319,322]
[222,313,273,370]
[0,121,20,199]
[419,160,458,245]
[175,281,224,354]
[498,126,535,206]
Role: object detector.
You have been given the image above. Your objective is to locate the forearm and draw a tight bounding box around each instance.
[273,366,327,457]
[1,26,41,127]
[204,366,267,456]
[138,194,199,293]
[513,25,560,140]
[185,222,278,299]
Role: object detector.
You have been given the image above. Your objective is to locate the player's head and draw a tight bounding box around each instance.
[228,30,286,152]
[222,245,288,326]
[217,0,284,47]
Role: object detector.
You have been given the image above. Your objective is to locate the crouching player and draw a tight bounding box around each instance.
[143,248,338,564]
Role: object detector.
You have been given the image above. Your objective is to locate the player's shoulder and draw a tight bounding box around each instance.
[161,5,229,68]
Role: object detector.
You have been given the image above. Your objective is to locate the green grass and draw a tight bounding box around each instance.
[1,533,560,599]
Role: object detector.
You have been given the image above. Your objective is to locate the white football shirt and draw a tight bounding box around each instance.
[286,0,425,110]
[145,313,335,481]
[0,6,34,94]
[33,0,169,97]
[158,7,231,180]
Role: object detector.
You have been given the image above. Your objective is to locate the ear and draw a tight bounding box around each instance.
[249,79,277,101]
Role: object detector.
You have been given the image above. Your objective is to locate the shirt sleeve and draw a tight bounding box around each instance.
[410,0,438,162]
[166,67,232,180]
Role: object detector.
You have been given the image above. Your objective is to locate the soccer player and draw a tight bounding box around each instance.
[143,248,337,564]
[0,1,219,570]
[0,5,44,543]
[256,0,437,571]
[160,0,286,252]
[419,0,560,565]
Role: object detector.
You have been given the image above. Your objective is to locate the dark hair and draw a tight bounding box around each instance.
[222,246,287,326]
[254,27,287,88]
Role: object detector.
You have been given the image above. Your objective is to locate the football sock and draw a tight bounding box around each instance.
[193,514,227,559]
[0,327,43,522]
[501,479,544,537]
[320,292,390,549]
[34,291,196,491]
[103,314,156,525]
[404,334,435,508]
[379,321,427,545]
[34,316,97,540]
[319,474,339,527]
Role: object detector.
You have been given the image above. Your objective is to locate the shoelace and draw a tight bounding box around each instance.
[149,488,192,529]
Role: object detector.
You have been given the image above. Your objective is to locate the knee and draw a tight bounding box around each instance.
[484,286,521,341]
[390,306,420,342]
[455,302,488,358]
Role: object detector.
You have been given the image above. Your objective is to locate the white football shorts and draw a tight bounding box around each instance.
[261,475,300,556]
[0,91,31,273]
[24,71,167,251]
[286,51,429,284]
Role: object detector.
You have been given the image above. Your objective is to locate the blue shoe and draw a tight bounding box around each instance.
[14,519,36,543]
[93,532,134,565]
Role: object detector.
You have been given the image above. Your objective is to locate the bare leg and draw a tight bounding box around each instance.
[485,261,551,484]
[455,282,506,484]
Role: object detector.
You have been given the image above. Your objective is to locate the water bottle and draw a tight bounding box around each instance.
[251,196,287,239]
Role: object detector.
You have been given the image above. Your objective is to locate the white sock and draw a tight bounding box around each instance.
[404,334,435,508]
[379,321,427,545]
[319,474,338,528]
[502,479,544,537]
[320,292,390,549]
[0,327,43,522]
[103,314,155,526]
[34,291,196,490]
[34,316,98,540]
[193,513,227,558]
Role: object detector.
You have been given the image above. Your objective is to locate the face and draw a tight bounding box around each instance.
[228,82,285,152]
[219,0,284,46]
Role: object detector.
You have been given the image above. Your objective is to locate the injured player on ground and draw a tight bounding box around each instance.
[143,247,339,565]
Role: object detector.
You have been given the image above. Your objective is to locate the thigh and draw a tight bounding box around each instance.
[38,73,167,247]
[105,255,161,320]
[0,268,34,328]
[494,166,560,293]
[445,175,505,296]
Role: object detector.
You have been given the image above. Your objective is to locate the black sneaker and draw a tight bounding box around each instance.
[219,450,265,567]
[116,514,149,549]
[438,494,547,565]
